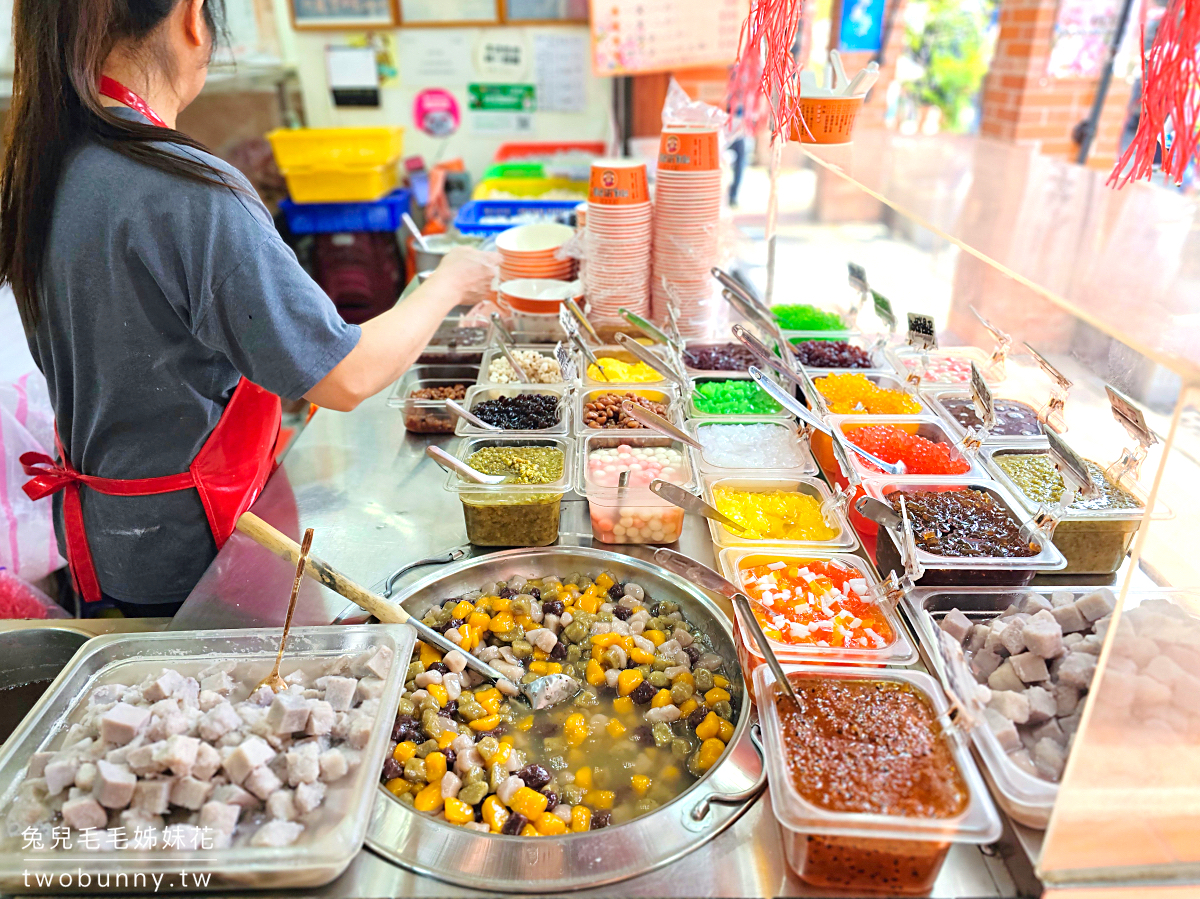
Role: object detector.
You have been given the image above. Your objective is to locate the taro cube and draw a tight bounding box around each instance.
[360,645,394,679]
[200,670,234,695]
[267,789,296,821]
[142,669,186,703]
[983,708,1021,752]
[221,736,276,784]
[320,676,358,712]
[1054,683,1081,717]
[154,734,200,777]
[1024,686,1056,724]
[293,781,326,815]
[318,749,349,783]
[132,779,172,816]
[970,649,1002,679]
[305,700,335,737]
[1009,652,1050,683]
[192,742,222,781]
[987,690,1030,724]
[987,658,1025,693]
[939,608,972,644]
[250,819,304,847]
[1058,652,1098,690]
[199,801,240,847]
[199,702,242,743]
[243,766,284,801]
[94,760,137,809]
[44,755,81,796]
[1032,717,1066,746]
[61,796,107,831]
[1052,603,1088,634]
[100,702,151,746]
[286,742,320,786]
[1021,611,1063,659]
[266,692,310,735]
[170,776,214,810]
[1075,589,1116,622]
[1034,737,1066,780]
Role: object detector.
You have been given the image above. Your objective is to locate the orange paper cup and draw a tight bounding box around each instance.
[589,159,650,206]
[658,127,720,171]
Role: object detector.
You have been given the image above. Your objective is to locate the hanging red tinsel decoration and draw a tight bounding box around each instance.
[1108,0,1200,188]
[725,0,806,140]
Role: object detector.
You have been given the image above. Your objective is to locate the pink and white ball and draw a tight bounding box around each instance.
[586,445,685,488]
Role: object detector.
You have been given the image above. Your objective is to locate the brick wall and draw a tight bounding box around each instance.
[979,0,1132,167]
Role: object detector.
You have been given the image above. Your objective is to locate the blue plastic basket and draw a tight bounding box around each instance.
[454,199,580,237]
[279,188,412,234]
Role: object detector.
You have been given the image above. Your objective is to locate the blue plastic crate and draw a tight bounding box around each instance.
[279,188,412,234]
[454,199,580,237]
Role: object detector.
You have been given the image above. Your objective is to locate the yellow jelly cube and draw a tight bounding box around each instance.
[529,660,550,675]
[491,596,511,613]
[532,648,549,661]
[595,572,615,590]
[678,698,699,717]
[444,797,474,824]
[605,718,627,738]
[414,783,444,812]
[424,751,447,783]
[393,741,417,763]
[418,642,441,669]
[564,713,590,747]
[717,718,735,742]
[427,683,448,707]
[577,593,601,614]
[489,612,514,633]
[592,632,623,648]
[695,712,721,741]
[511,786,550,819]
[713,675,730,689]
[672,671,694,687]
[696,737,725,772]
[469,714,502,732]
[617,669,644,696]
[520,823,540,837]
[583,790,615,810]
[651,689,673,708]
[436,730,458,749]
[570,805,591,832]
[612,696,634,715]
[629,647,656,665]
[661,765,681,782]
[585,659,605,686]
[705,687,731,705]
[483,795,509,831]
[452,600,474,620]
[535,812,568,836]
[468,610,491,629]
[631,775,652,796]
[644,629,666,647]
[518,715,534,732]
[476,688,502,715]
[575,767,593,790]
[385,777,410,796]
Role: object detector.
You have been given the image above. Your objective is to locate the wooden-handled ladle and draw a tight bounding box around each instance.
[235,513,580,711]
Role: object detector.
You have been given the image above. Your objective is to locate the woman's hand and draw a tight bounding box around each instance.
[425,246,501,305]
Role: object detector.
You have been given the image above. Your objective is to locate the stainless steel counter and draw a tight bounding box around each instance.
[173,389,1030,897]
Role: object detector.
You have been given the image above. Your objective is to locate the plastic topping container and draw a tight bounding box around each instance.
[476,345,575,387]
[807,371,927,479]
[864,478,1067,586]
[980,442,1153,575]
[718,549,917,699]
[575,385,682,436]
[445,436,574,547]
[685,417,818,477]
[884,345,1001,387]
[686,377,793,422]
[680,340,762,379]
[756,663,1001,895]
[787,332,893,372]
[576,432,696,544]
[923,386,1045,443]
[417,317,490,365]
[582,345,677,390]
[701,475,859,551]
[0,626,415,891]
[454,384,572,437]
[387,364,480,434]
[835,415,986,480]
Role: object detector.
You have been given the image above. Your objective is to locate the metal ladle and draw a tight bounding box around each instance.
[648,479,750,536]
[255,527,314,693]
[619,400,703,450]
[235,513,580,711]
[425,445,507,485]
[651,548,797,705]
[444,399,501,432]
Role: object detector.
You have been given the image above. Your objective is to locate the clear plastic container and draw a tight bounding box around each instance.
[903,587,1073,829]
[864,477,1067,586]
[576,432,696,544]
[446,436,574,546]
[834,415,987,481]
[0,626,414,891]
[756,663,1002,895]
[702,475,860,551]
[575,385,682,436]
[786,331,894,372]
[807,371,927,478]
[510,309,568,344]
[884,344,1001,388]
[679,339,762,379]
[686,377,794,422]
[979,442,1156,575]
[717,549,917,701]
[454,383,572,437]
[922,385,1046,443]
[389,378,469,434]
[416,317,491,365]
[582,344,677,390]
[476,345,575,387]
[685,417,818,477]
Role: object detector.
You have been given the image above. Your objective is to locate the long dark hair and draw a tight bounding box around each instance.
[0,0,231,330]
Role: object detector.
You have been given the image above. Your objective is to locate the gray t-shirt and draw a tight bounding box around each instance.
[25,109,361,604]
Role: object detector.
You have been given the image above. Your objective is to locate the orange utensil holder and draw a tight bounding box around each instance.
[790,96,864,145]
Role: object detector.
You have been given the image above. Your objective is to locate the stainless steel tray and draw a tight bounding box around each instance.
[0,626,415,892]
[365,546,767,893]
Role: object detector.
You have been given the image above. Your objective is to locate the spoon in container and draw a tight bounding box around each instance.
[425,445,507,485]
[747,367,907,476]
[490,312,517,346]
[402,212,431,252]
[497,340,532,383]
[444,398,501,432]
[564,296,602,344]
[648,479,750,536]
[650,548,797,704]
[255,527,314,694]
[235,512,581,711]
[619,400,703,450]
[571,330,615,381]
[618,307,680,352]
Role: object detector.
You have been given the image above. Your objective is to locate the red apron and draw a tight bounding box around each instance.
[18,79,283,603]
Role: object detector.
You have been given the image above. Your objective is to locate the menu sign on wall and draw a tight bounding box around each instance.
[590,0,745,75]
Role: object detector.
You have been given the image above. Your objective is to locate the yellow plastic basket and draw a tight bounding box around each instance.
[267,127,404,170]
[282,161,400,204]
[472,176,588,200]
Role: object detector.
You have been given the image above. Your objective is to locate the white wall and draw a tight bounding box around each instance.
[276,13,614,177]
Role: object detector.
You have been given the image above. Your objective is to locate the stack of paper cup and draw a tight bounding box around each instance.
[651,127,722,338]
[497,223,577,282]
[584,159,652,319]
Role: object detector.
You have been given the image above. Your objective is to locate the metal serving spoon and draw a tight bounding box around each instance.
[651,548,797,704]
[425,445,507,485]
[235,513,580,711]
[648,479,750,535]
[445,398,501,432]
[619,400,703,450]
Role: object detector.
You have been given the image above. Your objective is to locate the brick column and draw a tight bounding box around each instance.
[980,0,1133,167]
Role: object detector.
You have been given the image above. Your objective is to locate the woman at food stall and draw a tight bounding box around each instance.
[0,0,498,617]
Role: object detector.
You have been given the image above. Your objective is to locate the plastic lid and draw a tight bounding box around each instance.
[719,549,918,667]
[756,663,1002,844]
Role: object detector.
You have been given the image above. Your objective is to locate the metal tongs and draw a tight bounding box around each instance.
[615,332,690,392]
[444,399,500,431]
[854,494,925,607]
[619,307,681,353]
[746,366,906,477]
[619,400,703,450]
[563,296,601,345]
[489,320,531,383]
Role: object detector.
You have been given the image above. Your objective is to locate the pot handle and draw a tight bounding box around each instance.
[689,723,768,821]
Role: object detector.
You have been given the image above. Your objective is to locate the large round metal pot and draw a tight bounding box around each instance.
[364,546,765,892]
